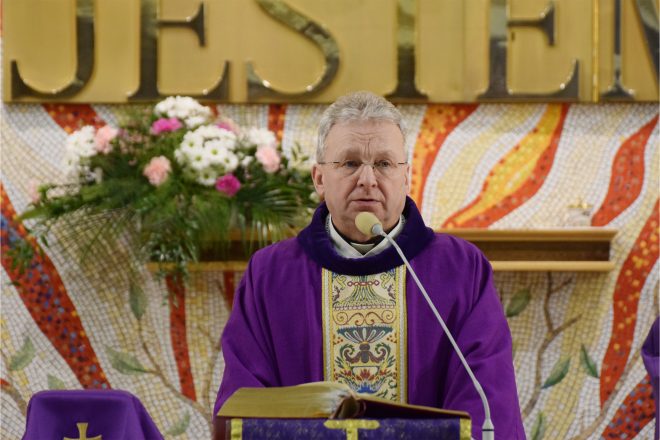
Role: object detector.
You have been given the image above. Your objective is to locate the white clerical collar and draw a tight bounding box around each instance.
[326,214,406,258]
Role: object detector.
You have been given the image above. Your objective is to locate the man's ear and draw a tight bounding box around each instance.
[311,164,325,199]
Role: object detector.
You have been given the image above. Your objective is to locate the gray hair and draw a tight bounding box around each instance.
[316,91,407,162]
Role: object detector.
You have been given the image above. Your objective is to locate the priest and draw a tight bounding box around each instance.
[214,91,525,439]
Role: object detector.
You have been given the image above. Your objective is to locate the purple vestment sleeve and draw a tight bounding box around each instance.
[440,250,525,439]
[213,239,325,416]
[213,258,278,416]
[404,236,524,440]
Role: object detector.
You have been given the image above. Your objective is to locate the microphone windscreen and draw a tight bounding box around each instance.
[355,212,381,237]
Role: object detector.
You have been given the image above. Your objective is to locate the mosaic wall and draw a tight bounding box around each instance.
[1,100,658,439]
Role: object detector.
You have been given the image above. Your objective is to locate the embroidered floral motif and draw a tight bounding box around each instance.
[322,267,407,402]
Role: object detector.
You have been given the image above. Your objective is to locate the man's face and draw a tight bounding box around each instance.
[312,120,410,242]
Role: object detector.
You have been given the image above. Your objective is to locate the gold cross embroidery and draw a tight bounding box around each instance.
[324,420,380,440]
[63,422,102,440]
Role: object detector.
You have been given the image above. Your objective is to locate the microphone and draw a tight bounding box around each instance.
[355,212,384,237]
[355,212,495,440]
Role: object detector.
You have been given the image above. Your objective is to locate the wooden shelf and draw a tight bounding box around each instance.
[148,229,617,273]
[490,261,615,272]
[440,228,617,272]
[439,228,617,242]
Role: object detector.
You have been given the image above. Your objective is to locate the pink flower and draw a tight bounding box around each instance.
[143,156,171,186]
[255,146,281,173]
[215,173,241,197]
[216,117,240,134]
[150,118,183,135]
[94,125,118,154]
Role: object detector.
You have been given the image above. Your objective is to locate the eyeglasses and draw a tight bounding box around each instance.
[318,159,408,177]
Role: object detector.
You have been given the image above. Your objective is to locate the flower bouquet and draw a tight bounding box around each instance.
[20,97,317,274]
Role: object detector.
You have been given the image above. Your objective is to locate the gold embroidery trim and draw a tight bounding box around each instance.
[322,266,407,402]
[230,419,243,440]
[459,418,472,440]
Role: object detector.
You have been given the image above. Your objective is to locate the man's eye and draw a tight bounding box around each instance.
[342,160,360,168]
[375,160,392,168]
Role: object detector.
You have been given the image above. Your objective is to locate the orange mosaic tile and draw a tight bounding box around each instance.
[268,104,288,143]
[600,200,659,405]
[42,104,106,134]
[165,274,197,401]
[600,375,655,438]
[592,116,658,226]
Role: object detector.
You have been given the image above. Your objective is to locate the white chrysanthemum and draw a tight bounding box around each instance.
[63,126,97,177]
[196,168,219,187]
[222,154,239,172]
[153,96,212,128]
[184,115,208,128]
[245,127,277,149]
[175,125,240,183]
[205,141,229,166]
[240,156,254,168]
[189,150,212,172]
[182,132,203,150]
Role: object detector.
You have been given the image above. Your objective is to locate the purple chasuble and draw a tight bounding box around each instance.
[215,197,525,439]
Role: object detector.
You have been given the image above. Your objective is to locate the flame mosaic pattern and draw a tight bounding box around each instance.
[600,200,659,404]
[1,101,658,440]
[601,375,655,438]
[592,117,658,227]
[0,185,110,390]
[443,104,569,228]
[409,104,477,207]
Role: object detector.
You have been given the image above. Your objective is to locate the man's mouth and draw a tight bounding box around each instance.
[351,198,380,205]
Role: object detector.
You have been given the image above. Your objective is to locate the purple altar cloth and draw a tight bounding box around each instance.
[219,418,466,440]
[642,316,659,439]
[22,390,163,440]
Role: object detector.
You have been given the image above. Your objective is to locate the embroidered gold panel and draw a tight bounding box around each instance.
[321,266,407,402]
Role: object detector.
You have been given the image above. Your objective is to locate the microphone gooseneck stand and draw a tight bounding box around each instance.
[354,212,494,440]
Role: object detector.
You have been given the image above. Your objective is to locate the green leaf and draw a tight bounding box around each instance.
[506,288,531,318]
[542,357,570,389]
[165,412,190,436]
[47,374,66,390]
[9,337,35,371]
[129,281,147,320]
[105,346,148,375]
[531,412,546,440]
[580,344,599,378]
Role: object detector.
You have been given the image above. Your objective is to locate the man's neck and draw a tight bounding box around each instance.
[333,224,385,246]
[327,214,405,258]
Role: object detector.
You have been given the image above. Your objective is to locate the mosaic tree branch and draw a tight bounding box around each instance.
[196,323,222,412]
[522,273,580,419]
[136,320,212,430]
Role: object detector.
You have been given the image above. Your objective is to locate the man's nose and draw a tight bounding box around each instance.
[356,163,378,186]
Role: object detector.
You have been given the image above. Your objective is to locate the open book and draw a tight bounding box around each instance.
[217,381,469,420]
